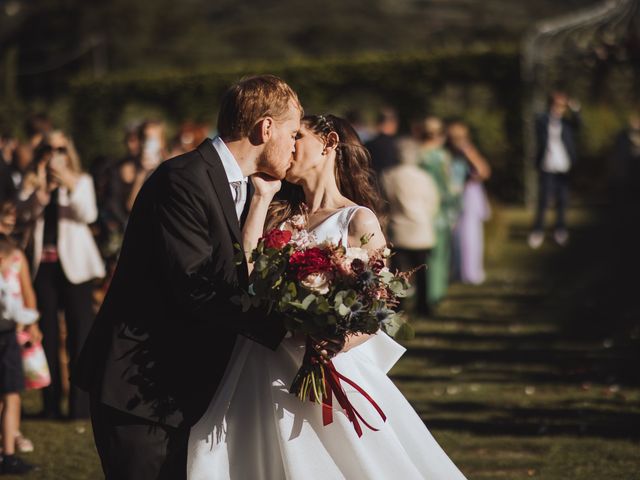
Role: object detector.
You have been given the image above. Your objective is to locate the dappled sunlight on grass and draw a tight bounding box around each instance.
[390,206,640,479]
[11,206,640,479]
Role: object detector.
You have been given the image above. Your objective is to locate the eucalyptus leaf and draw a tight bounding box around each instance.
[315,297,330,314]
[389,280,405,294]
[379,269,394,283]
[255,255,269,272]
[343,290,357,307]
[290,293,317,311]
[334,290,348,306]
[301,294,316,310]
[395,322,415,341]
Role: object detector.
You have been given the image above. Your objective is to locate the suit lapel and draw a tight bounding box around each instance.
[197,140,242,246]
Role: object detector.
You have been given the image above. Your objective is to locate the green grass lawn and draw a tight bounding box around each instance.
[12,206,640,479]
[391,206,640,479]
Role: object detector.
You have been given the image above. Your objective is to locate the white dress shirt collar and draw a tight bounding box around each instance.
[211,136,246,184]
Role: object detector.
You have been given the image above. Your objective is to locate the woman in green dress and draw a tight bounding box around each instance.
[417,117,460,306]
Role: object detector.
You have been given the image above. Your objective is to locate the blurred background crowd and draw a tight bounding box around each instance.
[1,94,638,438]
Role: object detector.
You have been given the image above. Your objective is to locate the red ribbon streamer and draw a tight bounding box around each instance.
[320,360,386,438]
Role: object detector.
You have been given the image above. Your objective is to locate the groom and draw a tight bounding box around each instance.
[74,75,303,479]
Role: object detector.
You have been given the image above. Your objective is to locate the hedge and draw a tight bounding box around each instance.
[68,45,524,200]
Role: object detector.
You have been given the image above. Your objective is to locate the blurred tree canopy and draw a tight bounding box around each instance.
[1,0,637,203]
[1,0,601,99]
[68,48,525,199]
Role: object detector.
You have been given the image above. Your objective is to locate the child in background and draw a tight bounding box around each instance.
[0,234,37,474]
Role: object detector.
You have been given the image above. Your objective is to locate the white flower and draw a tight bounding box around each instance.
[289,214,307,230]
[300,273,330,295]
[382,247,391,258]
[291,230,317,249]
[345,247,369,264]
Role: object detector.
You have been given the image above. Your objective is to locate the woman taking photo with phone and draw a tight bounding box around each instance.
[19,131,105,420]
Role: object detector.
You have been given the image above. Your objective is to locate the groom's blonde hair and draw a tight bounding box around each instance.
[217,75,303,141]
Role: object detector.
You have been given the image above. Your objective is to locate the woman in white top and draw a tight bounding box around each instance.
[381,136,440,315]
[19,131,105,419]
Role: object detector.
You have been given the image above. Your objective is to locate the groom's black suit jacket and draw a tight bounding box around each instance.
[74,140,285,428]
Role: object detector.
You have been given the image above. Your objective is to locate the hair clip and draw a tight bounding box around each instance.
[318,114,334,134]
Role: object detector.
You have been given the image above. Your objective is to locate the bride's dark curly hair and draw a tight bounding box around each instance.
[266,114,383,231]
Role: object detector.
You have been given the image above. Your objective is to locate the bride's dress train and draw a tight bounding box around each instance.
[187,206,467,479]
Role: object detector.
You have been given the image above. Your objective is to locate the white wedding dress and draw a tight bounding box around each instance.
[188,206,467,480]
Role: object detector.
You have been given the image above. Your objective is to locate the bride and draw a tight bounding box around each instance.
[187,114,467,480]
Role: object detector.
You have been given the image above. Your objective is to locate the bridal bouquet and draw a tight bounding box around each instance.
[234,215,415,436]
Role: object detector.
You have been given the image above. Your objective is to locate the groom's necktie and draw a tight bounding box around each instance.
[230,180,246,221]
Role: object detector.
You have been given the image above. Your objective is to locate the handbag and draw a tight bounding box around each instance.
[17,330,51,390]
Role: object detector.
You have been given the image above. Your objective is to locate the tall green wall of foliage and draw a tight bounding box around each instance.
[69,47,524,200]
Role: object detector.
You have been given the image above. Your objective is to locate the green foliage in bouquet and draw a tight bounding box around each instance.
[233,228,415,341]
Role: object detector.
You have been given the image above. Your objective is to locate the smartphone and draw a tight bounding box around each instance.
[142,137,162,169]
[49,152,66,170]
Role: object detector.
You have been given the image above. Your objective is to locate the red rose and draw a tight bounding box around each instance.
[288,247,334,280]
[262,229,292,250]
[350,258,366,274]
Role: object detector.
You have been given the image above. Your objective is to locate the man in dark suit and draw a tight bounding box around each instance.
[74,75,302,479]
[365,108,400,176]
[529,91,580,249]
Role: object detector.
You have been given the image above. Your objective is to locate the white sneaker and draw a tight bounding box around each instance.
[528,231,544,249]
[16,434,34,453]
[554,229,569,246]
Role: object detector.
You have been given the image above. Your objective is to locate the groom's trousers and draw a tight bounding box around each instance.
[90,397,189,480]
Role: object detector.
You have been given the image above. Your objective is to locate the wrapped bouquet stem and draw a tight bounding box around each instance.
[289,336,387,437]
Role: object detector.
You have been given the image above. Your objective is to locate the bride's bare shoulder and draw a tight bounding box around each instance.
[348,207,386,249]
